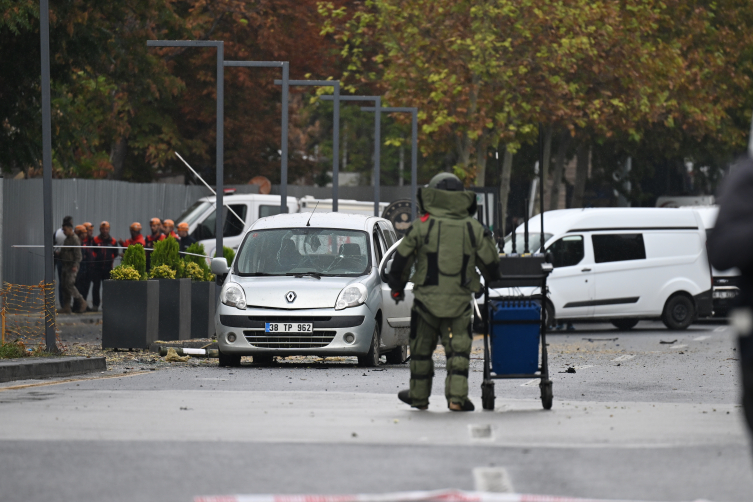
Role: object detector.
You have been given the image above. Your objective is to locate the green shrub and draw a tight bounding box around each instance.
[122,244,146,280]
[149,264,176,279]
[110,265,141,281]
[214,246,235,265]
[184,262,205,282]
[151,236,181,272]
[0,341,26,359]
[183,243,213,281]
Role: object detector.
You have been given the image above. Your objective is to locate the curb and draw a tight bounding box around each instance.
[0,356,107,383]
[149,339,217,353]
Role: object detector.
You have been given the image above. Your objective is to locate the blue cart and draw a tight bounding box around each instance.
[481,255,553,410]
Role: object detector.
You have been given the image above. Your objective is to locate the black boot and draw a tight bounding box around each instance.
[449,399,475,412]
[398,389,427,410]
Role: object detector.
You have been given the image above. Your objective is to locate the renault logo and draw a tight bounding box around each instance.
[285,291,297,303]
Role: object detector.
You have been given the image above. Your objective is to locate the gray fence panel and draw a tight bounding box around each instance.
[3,179,210,286]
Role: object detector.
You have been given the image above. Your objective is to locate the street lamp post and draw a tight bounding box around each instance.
[225,61,289,215]
[321,95,382,216]
[147,40,225,260]
[275,80,341,211]
[361,106,418,221]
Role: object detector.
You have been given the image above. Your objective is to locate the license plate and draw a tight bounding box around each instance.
[713,291,738,299]
[265,322,313,333]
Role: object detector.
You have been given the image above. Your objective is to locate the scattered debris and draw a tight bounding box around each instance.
[164,347,189,363]
[582,337,618,342]
[660,339,678,344]
[351,432,358,438]
[559,367,576,374]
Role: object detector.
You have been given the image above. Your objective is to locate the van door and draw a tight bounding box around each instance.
[545,234,594,319]
[590,233,647,316]
[192,203,250,258]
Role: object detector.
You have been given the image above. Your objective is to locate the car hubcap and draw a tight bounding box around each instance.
[673,304,688,321]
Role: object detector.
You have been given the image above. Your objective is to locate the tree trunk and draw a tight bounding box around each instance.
[539,125,553,209]
[549,131,570,210]
[110,136,128,180]
[499,148,514,236]
[398,141,404,186]
[474,134,488,187]
[571,141,589,208]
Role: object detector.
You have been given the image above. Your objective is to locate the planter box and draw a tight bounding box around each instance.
[154,278,191,341]
[102,280,159,349]
[190,281,216,339]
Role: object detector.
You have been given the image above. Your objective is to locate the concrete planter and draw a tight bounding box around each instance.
[102,280,159,349]
[154,278,191,341]
[190,281,216,339]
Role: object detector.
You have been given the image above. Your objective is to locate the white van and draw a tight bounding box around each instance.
[686,206,740,316]
[500,208,713,330]
[176,193,299,258]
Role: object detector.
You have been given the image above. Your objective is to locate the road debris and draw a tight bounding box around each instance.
[582,338,618,342]
[659,339,678,344]
[164,348,190,363]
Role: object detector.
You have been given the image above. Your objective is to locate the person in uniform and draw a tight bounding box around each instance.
[119,222,146,251]
[163,219,179,240]
[388,172,501,411]
[57,222,87,314]
[177,222,195,252]
[73,225,90,312]
[90,221,118,312]
[145,218,165,270]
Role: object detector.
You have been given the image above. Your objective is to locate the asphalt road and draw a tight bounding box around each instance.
[0,320,750,502]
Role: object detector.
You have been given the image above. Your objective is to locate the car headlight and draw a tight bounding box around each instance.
[335,283,368,310]
[221,282,246,310]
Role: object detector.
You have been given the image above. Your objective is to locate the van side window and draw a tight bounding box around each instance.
[191,204,248,241]
[592,234,646,263]
[259,205,281,218]
[546,235,585,268]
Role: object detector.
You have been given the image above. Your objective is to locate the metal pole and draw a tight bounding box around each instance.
[373,97,381,216]
[538,123,544,253]
[215,43,224,260]
[411,109,417,220]
[40,0,56,351]
[332,82,340,212]
[281,63,289,213]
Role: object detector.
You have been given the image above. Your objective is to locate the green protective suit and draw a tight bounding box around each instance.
[388,185,500,407]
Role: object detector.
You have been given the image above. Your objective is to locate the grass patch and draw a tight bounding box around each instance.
[0,341,27,359]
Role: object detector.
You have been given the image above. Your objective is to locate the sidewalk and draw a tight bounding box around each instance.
[0,355,106,383]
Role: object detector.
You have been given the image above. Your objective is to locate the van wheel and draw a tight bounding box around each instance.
[386,345,408,364]
[611,319,639,330]
[662,295,695,330]
[544,301,556,330]
[218,350,241,367]
[358,325,381,367]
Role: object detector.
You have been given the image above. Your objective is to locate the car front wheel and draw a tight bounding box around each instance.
[358,325,381,367]
[218,350,241,367]
[386,344,408,364]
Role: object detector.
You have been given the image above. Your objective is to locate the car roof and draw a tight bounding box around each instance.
[250,212,388,232]
[517,208,703,235]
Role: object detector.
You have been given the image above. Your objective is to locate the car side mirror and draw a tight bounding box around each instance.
[211,257,230,275]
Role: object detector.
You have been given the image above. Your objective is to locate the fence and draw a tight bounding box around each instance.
[0,282,57,351]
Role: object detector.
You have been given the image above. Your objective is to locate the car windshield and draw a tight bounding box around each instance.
[502,232,553,254]
[176,201,212,227]
[235,228,371,277]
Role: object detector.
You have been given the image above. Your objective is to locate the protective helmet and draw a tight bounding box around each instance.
[177,222,189,232]
[100,221,110,230]
[74,225,85,234]
[150,218,161,226]
[427,172,464,191]
[130,222,142,231]
[163,219,175,230]
[83,222,93,230]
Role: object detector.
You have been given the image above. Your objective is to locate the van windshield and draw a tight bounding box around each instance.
[502,233,552,254]
[235,228,371,277]
[176,201,212,228]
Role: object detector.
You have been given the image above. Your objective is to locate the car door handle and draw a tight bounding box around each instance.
[581,268,591,272]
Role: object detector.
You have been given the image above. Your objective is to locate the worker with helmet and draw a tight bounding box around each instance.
[75,223,94,312]
[145,217,165,270]
[177,222,195,251]
[163,219,179,240]
[388,172,501,412]
[119,222,146,251]
[89,221,118,312]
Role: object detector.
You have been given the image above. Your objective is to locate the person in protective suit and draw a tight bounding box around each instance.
[388,172,501,411]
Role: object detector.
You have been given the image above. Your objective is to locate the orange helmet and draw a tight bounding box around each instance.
[74,225,85,234]
[83,222,93,230]
[130,222,142,231]
[177,222,189,232]
[100,221,110,230]
[164,219,175,230]
[150,218,161,226]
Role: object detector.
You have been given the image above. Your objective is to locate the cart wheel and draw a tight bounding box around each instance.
[540,379,553,410]
[481,380,495,411]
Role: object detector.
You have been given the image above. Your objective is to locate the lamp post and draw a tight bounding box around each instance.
[225,61,289,215]
[321,95,382,216]
[40,0,55,351]
[275,80,341,211]
[147,40,225,259]
[361,106,418,221]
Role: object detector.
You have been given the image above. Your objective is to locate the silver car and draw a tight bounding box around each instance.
[211,212,414,367]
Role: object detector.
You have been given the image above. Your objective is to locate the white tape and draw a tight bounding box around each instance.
[182,348,207,355]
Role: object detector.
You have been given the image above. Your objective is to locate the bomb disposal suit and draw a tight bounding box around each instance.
[388,173,500,411]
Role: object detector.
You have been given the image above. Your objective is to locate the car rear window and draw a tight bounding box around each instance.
[592,234,646,263]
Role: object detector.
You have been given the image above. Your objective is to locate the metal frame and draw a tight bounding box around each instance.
[361,106,418,220]
[275,80,341,211]
[225,61,289,215]
[147,40,225,259]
